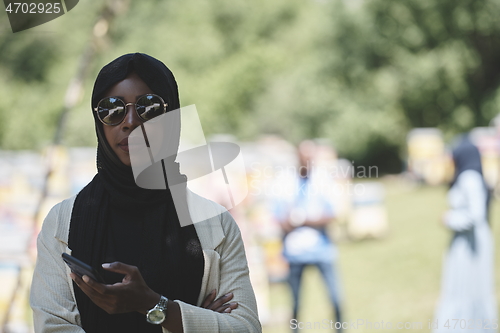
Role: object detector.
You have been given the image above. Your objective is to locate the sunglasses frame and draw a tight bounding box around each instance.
[94,93,168,126]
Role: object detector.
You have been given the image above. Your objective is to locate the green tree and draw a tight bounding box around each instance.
[2,0,500,174]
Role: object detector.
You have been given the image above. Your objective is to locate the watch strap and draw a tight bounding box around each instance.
[157,295,168,311]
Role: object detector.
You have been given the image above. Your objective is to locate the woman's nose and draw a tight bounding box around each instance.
[122,104,142,129]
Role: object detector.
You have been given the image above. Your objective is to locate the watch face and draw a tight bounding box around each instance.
[147,309,166,325]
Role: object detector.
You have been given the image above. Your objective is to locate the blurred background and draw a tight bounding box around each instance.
[1,0,500,332]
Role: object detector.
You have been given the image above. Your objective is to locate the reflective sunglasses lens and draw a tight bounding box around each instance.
[136,95,165,121]
[97,97,126,125]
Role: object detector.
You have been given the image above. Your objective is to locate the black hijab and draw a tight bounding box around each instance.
[450,135,491,221]
[450,135,483,187]
[68,53,204,333]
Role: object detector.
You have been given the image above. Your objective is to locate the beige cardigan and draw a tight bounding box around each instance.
[30,190,261,333]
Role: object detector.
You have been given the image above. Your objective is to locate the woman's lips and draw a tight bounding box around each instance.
[118,137,129,152]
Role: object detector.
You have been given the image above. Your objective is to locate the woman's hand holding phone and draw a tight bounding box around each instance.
[71,261,238,315]
[70,261,159,315]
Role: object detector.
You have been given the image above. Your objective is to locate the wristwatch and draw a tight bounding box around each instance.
[146,295,169,325]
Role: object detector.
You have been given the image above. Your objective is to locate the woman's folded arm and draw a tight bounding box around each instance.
[175,211,261,333]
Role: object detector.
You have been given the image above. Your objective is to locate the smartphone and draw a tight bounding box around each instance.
[62,253,105,283]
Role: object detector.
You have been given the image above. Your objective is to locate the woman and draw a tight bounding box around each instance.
[30,53,261,333]
[434,136,497,333]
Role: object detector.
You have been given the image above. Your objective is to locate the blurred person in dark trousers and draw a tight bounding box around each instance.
[273,140,342,330]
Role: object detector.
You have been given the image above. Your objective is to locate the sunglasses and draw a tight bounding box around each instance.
[94,94,168,126]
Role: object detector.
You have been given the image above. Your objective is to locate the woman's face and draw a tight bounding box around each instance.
[102,72,154,166]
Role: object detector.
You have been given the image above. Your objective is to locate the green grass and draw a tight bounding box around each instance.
[263,179,500,332]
